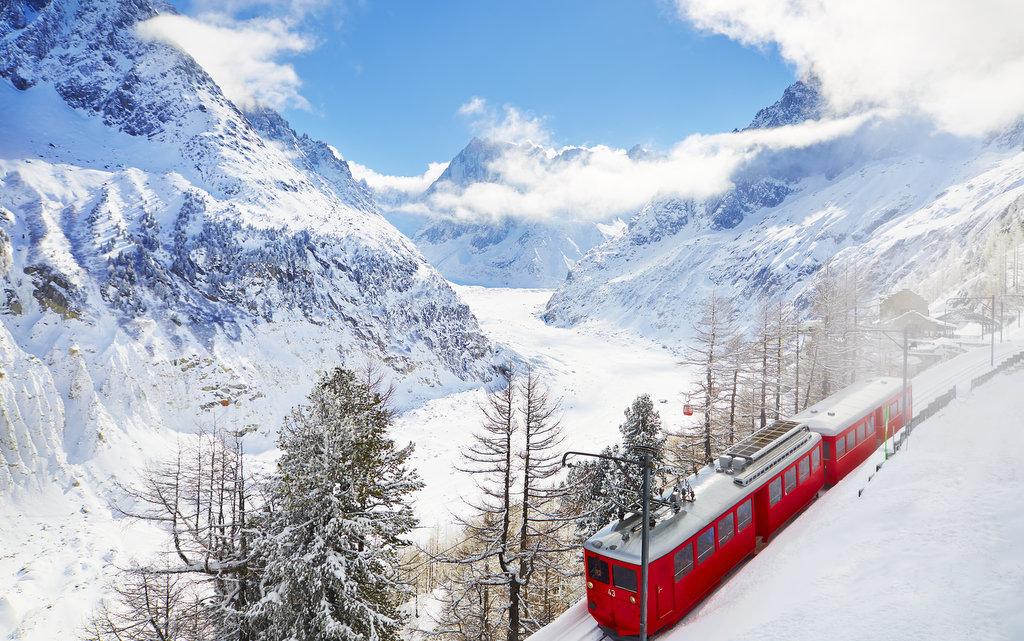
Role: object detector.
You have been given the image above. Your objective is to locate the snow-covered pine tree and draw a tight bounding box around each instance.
[252,366,422,641]
[561,444,620,541]
[562,393,669,542]
[617,393,669,491]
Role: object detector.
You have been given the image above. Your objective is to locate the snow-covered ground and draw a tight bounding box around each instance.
[397,285,688,538]
[3,285,1022,640]
[0,285,688,638]
[530,328,1024,641]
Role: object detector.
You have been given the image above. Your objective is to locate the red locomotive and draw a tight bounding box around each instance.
[582,377,911,640]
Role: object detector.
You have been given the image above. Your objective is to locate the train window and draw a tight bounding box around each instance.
[587,556,610,584]
[718,513,735,546]
[784,467,797,494]
[612,565,638,593]
[798,457,809,482]
[737,499,753,531]
[836,437,847,459]
[674,543,694,581]
[847,431,856,450]
[811,447,821,471]
[822,440,831,460]
[696,527,715,563]
[769,477,783,505]
[867,416,875,431]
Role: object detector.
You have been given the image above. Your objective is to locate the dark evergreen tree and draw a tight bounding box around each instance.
[252,366,422,641]
[563,393,669,542]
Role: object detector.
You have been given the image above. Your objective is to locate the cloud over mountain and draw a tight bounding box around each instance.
[676,0,1024,136]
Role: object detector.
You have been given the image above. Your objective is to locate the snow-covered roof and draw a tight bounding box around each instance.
[792,377,907,436]
[882,309,957,329]
[584,428,820,563]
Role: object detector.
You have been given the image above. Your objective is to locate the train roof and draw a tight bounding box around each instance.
[792,376,909,436]
[584,424,820,564]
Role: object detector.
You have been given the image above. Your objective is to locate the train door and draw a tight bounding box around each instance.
[655,563,674,619]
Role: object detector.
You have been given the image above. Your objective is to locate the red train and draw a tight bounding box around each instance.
[582,377,911,640]
[793,377,911,485]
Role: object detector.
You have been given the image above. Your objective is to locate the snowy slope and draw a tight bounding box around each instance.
[411,216,619,288]
[0,3,497,634]
[0,0,495,486]
[528,333,1024,641]
[544,85,1024,341]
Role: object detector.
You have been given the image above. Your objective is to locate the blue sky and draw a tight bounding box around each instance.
[168,1,797,176]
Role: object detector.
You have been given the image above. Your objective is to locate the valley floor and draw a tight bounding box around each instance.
[397,285,688,538]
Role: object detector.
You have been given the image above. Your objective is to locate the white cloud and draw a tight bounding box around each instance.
[675,0,1024,136]
[137,13,313,110]
[425,114,875,223]
[458,97,487,116]
[458,98,552,146]
[349,161,450,197]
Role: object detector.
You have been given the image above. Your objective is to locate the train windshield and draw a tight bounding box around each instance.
[612,565,638,593]
[587,555,610,584]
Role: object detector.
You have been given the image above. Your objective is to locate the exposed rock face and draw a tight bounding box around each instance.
[744,77,825,130]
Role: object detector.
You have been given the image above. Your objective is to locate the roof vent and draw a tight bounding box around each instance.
[828,411,836,416]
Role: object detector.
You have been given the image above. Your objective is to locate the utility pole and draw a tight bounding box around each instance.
[639,450,651,641]
[562,450,653,641]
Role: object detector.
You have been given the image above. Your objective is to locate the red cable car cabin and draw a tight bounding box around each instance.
[792,377,912,486]
[583,421,824,640]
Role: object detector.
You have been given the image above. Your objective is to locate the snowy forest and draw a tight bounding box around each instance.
[83,216,1024,641]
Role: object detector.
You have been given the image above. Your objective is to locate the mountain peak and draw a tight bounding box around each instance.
[745,77,825,130]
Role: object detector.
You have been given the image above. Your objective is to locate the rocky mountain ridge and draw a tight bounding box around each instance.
[0,0,494,493]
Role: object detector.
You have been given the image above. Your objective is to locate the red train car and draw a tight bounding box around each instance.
[583,421,824,639]
[793,377,912,485]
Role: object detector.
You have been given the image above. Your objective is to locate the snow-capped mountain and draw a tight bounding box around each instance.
[543,81,1024,337]
[411,214,623,289]
[0,0,494,493]
[425,136,516,193]
[743,77,825,130]
[378,137,627,288]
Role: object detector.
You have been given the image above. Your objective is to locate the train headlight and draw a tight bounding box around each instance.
[629,595,636,604]
[587,581,594,589]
